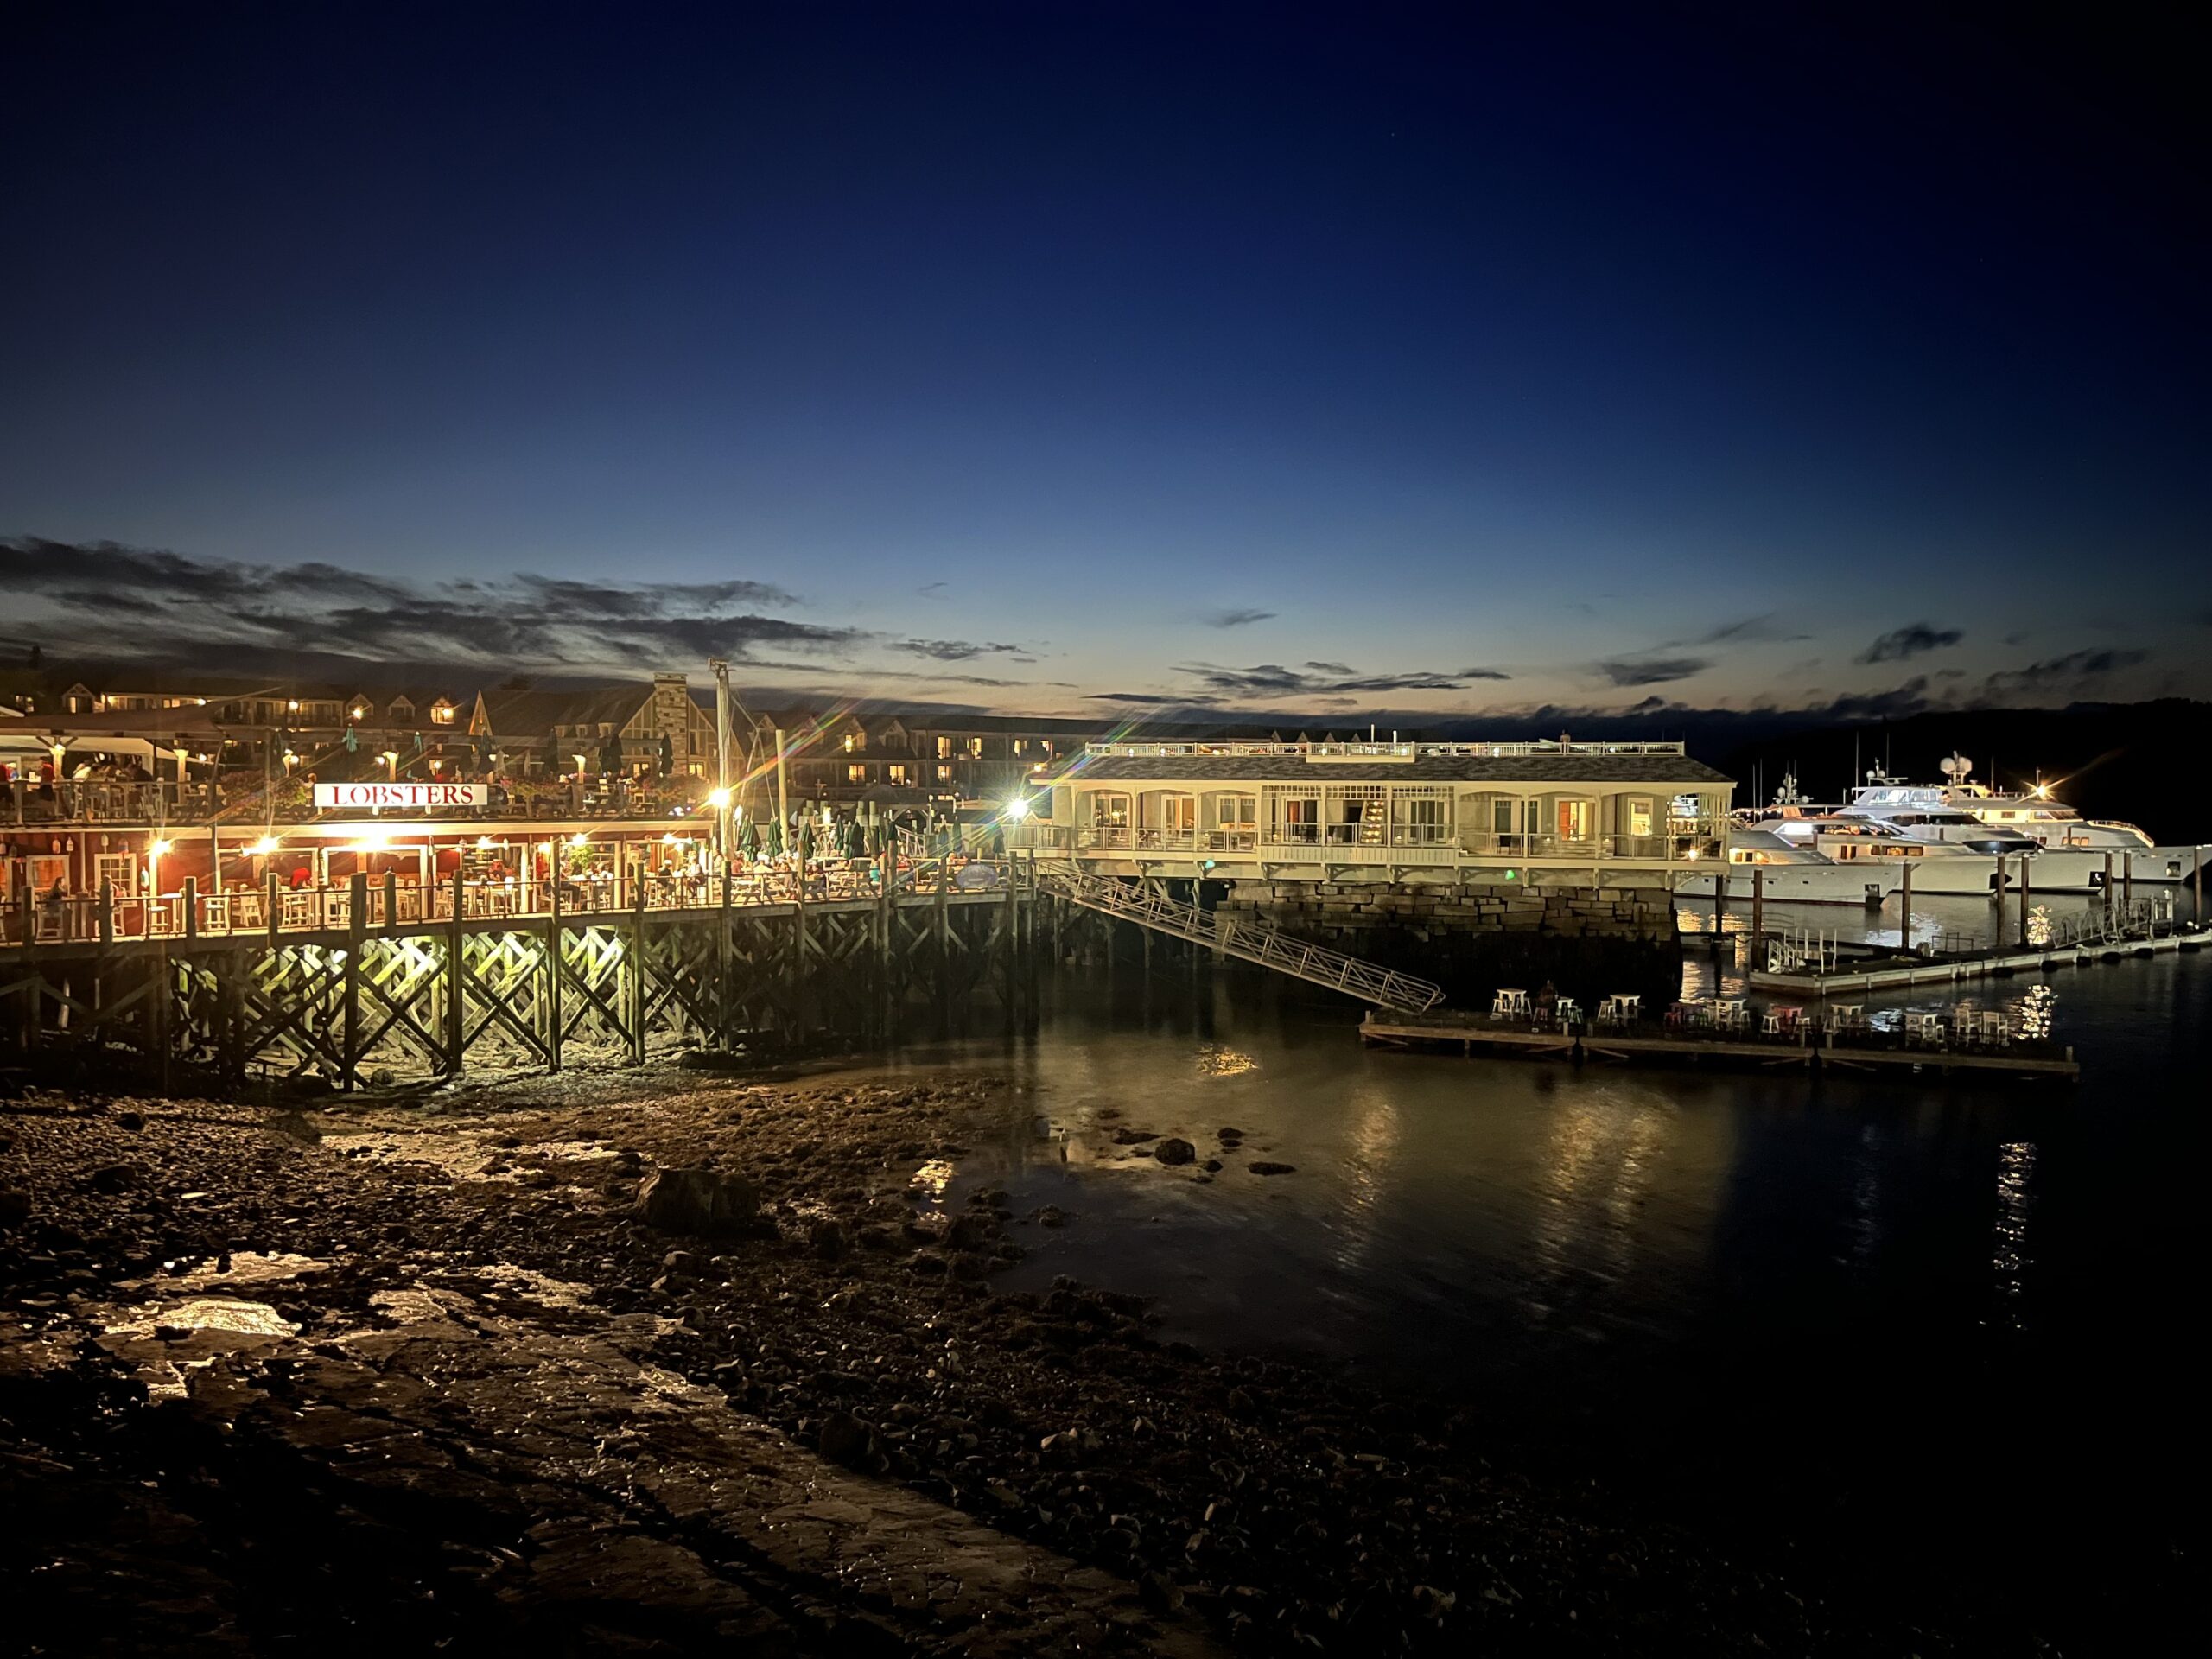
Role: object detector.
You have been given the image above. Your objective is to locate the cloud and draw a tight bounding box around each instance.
[1978,647,2148,701]
[1199,607,1275,629]
[1089,690,1194,705]
[891,639,1032,663]
[1173,661,1510,700]
[1692,613,1796,645]
[1858,622,1964,664]
[0,537,1026,678]
[1595,656,1710,687]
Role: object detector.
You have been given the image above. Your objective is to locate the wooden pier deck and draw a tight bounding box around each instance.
[1750,921,2203,998]
[1360,1009,2081,1081]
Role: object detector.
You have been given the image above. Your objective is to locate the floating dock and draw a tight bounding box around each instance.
[1360,1009,2080,1081]
[1749,922,2202,998]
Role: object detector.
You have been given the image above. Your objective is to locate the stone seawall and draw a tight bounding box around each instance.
[1216,880,1682,1007]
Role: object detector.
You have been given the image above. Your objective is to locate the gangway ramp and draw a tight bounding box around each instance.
[1038,864,1445,1012]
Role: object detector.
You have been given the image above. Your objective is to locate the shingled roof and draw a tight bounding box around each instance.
[1046,752,1733,786]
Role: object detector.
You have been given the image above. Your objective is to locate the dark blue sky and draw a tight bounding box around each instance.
[5,3,2206,715]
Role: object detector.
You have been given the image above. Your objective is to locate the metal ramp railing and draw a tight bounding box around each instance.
[1038,864,1444,1011]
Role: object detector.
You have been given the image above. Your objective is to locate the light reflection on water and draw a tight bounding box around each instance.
[1991,1141,2036,1331]
[839,892,2201,1422]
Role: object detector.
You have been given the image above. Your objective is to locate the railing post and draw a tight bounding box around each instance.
[99,879,115,948]
[182,876,200,943]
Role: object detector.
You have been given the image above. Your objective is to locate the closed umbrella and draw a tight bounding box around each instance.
[598,731,625,779]
[739,817,760,861]
[656,733,674,776]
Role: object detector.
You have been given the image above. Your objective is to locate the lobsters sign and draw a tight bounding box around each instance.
[313,782,487,810]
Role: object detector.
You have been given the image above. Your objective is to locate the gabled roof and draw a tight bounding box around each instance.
[472,685,651,741]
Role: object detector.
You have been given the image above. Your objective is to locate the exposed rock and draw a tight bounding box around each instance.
[945,1212,1000,1252]
[635,1165,762,1236]
[1154,1137,1197,1166]
[1247,1161,1296,1177]
[808,1218,850,1261]
[0,1189,29,1227]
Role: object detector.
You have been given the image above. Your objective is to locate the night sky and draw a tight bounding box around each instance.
[4,3,2207,718]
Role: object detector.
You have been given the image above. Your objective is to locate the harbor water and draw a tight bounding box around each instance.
[854,885,2204,1645]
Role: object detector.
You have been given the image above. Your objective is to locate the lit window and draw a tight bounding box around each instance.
[431,702,454,725]
[936,736,953,758]
[888,764,909,784]
[937,764,954,781]
[967,737,982,757]
[848,764,866,784]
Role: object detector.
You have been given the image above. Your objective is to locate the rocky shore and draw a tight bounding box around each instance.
[4,1064,1878,1654]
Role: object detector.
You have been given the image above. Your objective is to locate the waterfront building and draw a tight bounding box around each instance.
[1019,738,1734,886]
[468,673,719,779]
[745,707,1110,808]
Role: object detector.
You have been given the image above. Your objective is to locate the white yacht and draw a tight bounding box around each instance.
[1677,778,2004,904]
[1847,755,2206,886]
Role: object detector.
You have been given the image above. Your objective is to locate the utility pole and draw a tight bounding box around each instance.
[710,658,734,864]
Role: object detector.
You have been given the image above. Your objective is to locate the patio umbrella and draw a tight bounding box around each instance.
[739,817,760,861]
[763,816,783,857]
[657,733,673,776]
[598,731,625,778]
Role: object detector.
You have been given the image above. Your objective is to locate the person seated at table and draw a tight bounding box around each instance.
[1535,981,1557,1024]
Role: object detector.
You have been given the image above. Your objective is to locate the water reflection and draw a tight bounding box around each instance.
[1526,1089,1674,1297]
[1991,1141,2036,1330]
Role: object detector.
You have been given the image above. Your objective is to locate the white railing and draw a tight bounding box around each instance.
[1037,863,1444,1011]
[0,860,1025,947]
[1081,738,1688,760]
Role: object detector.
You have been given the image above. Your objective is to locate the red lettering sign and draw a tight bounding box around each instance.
[313,782,488,811]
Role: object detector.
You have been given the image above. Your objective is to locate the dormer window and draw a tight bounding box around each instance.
[430,700,454,725]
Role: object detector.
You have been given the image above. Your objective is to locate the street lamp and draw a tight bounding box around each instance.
[381,750,400,781]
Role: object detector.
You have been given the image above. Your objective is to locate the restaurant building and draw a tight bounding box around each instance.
[1021,738,1734,884]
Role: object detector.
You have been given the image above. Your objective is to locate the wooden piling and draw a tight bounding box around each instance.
[445,868,465,1075]
[626,880,646,1065]
[1899,861,1913,954]
[343,872,366,1090]
[545,873,563,1073]
[2018,855,2032,948]
[1751,865,1764,949]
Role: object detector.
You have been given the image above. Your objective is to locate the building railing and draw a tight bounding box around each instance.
[0,859,1022,948]
[2,776,719,828]
[1081,738,1688,760]
[1020,823,1726,862]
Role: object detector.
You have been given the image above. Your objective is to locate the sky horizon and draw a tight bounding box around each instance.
[5,4,2207,721]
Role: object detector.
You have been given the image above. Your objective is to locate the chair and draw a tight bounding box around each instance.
[1555,997,1580,1029]
[1493,988,1529,1020]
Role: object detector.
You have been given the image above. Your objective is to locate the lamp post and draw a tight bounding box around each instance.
[381,750,400,783]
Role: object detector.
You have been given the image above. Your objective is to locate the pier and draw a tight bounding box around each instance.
[0,858,1039,1087]
[1361,1006,2081,1081]
[1749,902,2203,997]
